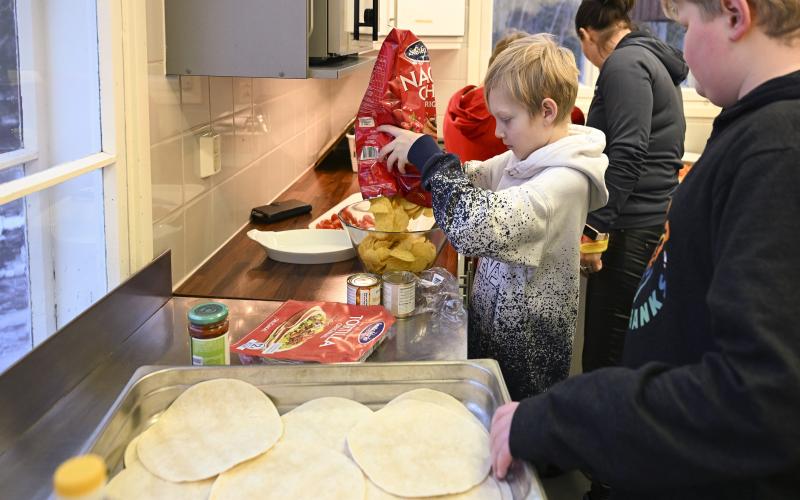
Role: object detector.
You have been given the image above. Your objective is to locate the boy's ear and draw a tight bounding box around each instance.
[721,0,752,41]
[541,98,559,124]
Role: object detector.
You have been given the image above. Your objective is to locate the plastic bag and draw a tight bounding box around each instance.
[431,292,468,338]
[415,267,461,313]
[355,28,437,208]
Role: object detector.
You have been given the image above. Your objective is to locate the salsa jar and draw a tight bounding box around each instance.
[188,302,230,366]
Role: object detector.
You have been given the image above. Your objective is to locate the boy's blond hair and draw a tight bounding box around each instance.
[661,0,800,40]
[484,34,579,124]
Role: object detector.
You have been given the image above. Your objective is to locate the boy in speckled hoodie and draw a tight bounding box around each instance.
[378,34,609,399]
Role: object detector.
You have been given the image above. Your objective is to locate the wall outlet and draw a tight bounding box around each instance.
[198,133,221,178]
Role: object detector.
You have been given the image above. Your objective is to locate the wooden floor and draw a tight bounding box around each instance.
[176,149,457,302]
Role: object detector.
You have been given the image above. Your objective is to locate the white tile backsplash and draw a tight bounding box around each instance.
[209,77,234,121]
[181,128,213,203]
[213,116,236,187]
[153,209,186,281]
[232,109,258,172]
[212,176,247,244]
[183,191,218,274]
[180,76,210,129]
[150,137,183,221]
[252,101,276,158]
[148,63,183,144]
[233,78,253,114]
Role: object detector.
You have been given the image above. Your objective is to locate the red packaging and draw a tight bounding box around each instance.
[231,300,394,364]
[356,28,436,208]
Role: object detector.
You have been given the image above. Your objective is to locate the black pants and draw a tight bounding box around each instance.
[582,225,663,372]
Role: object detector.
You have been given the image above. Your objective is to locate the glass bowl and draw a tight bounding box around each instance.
[338,199,447,275]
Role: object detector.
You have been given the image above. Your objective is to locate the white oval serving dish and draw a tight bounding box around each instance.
[247,228,355,265]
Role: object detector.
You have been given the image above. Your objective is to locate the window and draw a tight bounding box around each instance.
[492,0,686,85]
[0,1,151,373]
[0,0,22,154]
[0,167,28,371]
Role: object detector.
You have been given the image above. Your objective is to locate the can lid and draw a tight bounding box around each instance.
[349,273,379,286]
[382,271,416,284]
[188,302,229,325]
[53,454,107,497]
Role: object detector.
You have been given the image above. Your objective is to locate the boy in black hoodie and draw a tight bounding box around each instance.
[490,0,800,499]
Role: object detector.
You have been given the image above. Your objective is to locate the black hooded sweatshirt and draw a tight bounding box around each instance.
[586,30,689,232]
[508,70,800,499]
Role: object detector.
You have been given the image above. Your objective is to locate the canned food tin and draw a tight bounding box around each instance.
[347,273,382,306]
[381,271,416,318]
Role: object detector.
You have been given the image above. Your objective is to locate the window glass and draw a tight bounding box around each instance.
[492,0,686,84]
[493,0,584,77]
[0,167,107,373]
[0,0,22,154]
[0,166,30,373]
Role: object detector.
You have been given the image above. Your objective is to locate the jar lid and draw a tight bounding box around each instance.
[53,454,107,496]
[188,302,229,325]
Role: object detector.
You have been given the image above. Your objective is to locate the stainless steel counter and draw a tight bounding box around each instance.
[0,253,466,499]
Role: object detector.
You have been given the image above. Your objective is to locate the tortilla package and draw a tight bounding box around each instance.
[356,28,436,208]
[232,300,394,364]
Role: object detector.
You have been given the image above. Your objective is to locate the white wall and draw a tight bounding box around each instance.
[145,0,374,286]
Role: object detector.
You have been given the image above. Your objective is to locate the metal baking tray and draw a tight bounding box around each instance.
[84,360,546,499]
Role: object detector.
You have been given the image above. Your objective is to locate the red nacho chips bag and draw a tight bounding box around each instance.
[232,300,394,364]
[356,28,436,208]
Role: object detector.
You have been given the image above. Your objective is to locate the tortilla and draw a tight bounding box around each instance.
[137,378,282,482]
[365,475,503,499]
[347,399,491,497]
[106,462,214,500]
[123,433,141,468]
[209,440,365,500]
[386,388,484,428]
[281,397,373,454]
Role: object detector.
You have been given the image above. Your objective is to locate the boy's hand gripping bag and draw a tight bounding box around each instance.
[355,28,437,208]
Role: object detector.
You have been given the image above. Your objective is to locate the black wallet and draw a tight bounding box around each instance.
[250,199,312,224]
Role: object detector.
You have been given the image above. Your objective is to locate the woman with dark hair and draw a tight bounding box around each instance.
[577,0,688,371]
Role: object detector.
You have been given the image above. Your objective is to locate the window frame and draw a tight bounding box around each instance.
[0,0,153,348]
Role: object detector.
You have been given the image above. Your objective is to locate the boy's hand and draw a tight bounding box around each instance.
[490,401,519,480]
[377,124,423,174]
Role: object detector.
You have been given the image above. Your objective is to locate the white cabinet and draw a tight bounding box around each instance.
[377,0,466,48]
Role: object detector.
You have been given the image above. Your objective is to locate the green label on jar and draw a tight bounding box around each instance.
[191,333,230,366]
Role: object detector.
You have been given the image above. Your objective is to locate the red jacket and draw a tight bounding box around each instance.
[443,86,506,162]
[443,85,586,162]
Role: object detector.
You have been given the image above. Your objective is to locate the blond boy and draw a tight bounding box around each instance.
[489,2,800,499]
[378,35,609,399]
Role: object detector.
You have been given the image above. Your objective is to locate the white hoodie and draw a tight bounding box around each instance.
[430,125,608,398]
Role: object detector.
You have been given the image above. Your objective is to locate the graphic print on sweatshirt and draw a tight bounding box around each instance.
[629,219,669,331]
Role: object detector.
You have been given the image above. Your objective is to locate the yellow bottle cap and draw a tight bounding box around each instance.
[53,454,107,497]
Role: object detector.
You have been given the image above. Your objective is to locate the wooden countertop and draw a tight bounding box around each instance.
[175,156,457,302]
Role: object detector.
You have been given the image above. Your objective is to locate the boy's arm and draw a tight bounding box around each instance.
[587,56,653,231]
[408,135,506,191]
[507,148,800,488]
[411,153,552,266]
